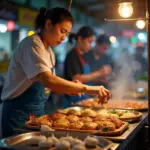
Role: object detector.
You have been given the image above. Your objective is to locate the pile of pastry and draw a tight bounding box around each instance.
[27,108,125,132]
[80,99,148,109]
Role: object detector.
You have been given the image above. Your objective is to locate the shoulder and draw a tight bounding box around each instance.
[84,50,93,59]
[103,54,112,60]
[66,48,77,58]
[21,34,43,48]
[84,50,93,56]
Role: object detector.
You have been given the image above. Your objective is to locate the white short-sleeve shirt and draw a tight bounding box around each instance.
[1,34,55,101]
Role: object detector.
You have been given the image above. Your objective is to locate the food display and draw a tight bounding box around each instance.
[97,109,142,122]
[79,98,148,111]
[0,131,113,150]
[25,107,129,136]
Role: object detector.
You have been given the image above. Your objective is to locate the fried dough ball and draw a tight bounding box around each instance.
[97,120,116,132]
[69,121,84,130]
[67,109,81,116]
[38,119,53,127]
[81,109,97,117]
[38,115,51,121]
[28,118,40,126]
[109,116,124,128]
[56,109,69,114]
[51,113,66,120]
[53,119,70,128]
[93,116,106,122]
[80,117,93,122]
[66,115,80,123]
[82,122,98,130]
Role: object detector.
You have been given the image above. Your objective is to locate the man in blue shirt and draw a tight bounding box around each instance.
[84,35,114,88]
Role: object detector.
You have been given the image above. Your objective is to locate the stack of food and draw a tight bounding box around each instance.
[79,99,148,110]
[97,109,142,121]
[28,133,102,150]
[26,108,127,133]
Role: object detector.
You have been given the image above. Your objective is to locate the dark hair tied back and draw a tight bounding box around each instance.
[40,7,47,16]
[69,33,77,44]
[96,35,111,45]
[35,7,47,30]
[35,7,73,31]
[68,26,95,44]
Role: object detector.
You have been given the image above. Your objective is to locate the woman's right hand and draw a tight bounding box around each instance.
[86,85,111,105]
[99,65,112,77]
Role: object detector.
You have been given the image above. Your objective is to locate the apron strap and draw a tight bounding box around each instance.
[75,47,88,66]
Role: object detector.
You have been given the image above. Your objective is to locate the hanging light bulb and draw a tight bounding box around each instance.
[109,36,117,43]
[118,1,133,18]
[136,20,146,29]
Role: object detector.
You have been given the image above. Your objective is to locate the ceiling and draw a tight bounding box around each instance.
[72,0,147,23]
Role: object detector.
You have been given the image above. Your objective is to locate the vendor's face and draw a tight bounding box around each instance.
[78,35,96,53]
[96,43,109,55]
[45,20,72,46]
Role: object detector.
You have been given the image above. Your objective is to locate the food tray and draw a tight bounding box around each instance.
[25,121,129,136]
[58,106,143,122]
[74,99,148,111]
[0,131,113,150]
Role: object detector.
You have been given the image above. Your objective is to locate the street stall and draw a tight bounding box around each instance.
[0,0,149,150]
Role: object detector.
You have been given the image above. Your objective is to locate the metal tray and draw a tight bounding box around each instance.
[74,99,148,111]
[25,107,129,136]
[0,131,114,150]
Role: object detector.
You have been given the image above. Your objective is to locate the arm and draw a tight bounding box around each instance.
[73,70,101,83]
[31,71,87,94]
[74,65,112,83]
[31,71,110,105]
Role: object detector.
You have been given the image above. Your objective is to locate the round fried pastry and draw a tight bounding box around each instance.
[97,120,116,132]
[38,115,51,121]
[51,113,66,120]
[38,119,53,127]
[66,115,80,123]
[52,119,70,128]
[69,121,84,130]
[67,109,81,116]
[109,116,123,128]
[28,118,40,126]
[81,109,97,117]
[81,122,98,130]
[93,116,106,122]
[80,117,93,122]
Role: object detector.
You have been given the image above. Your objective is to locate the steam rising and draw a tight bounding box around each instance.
[110,51,141,99]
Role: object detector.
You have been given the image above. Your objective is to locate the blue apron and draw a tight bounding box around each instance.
[2,82,50,138]
[64,48,92,107]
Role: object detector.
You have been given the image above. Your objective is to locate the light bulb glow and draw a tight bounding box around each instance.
[109,36,117,43]
[137,32,146,42]
[0,24,7,33]
[136,20,145,29]
[118,2,133,18]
